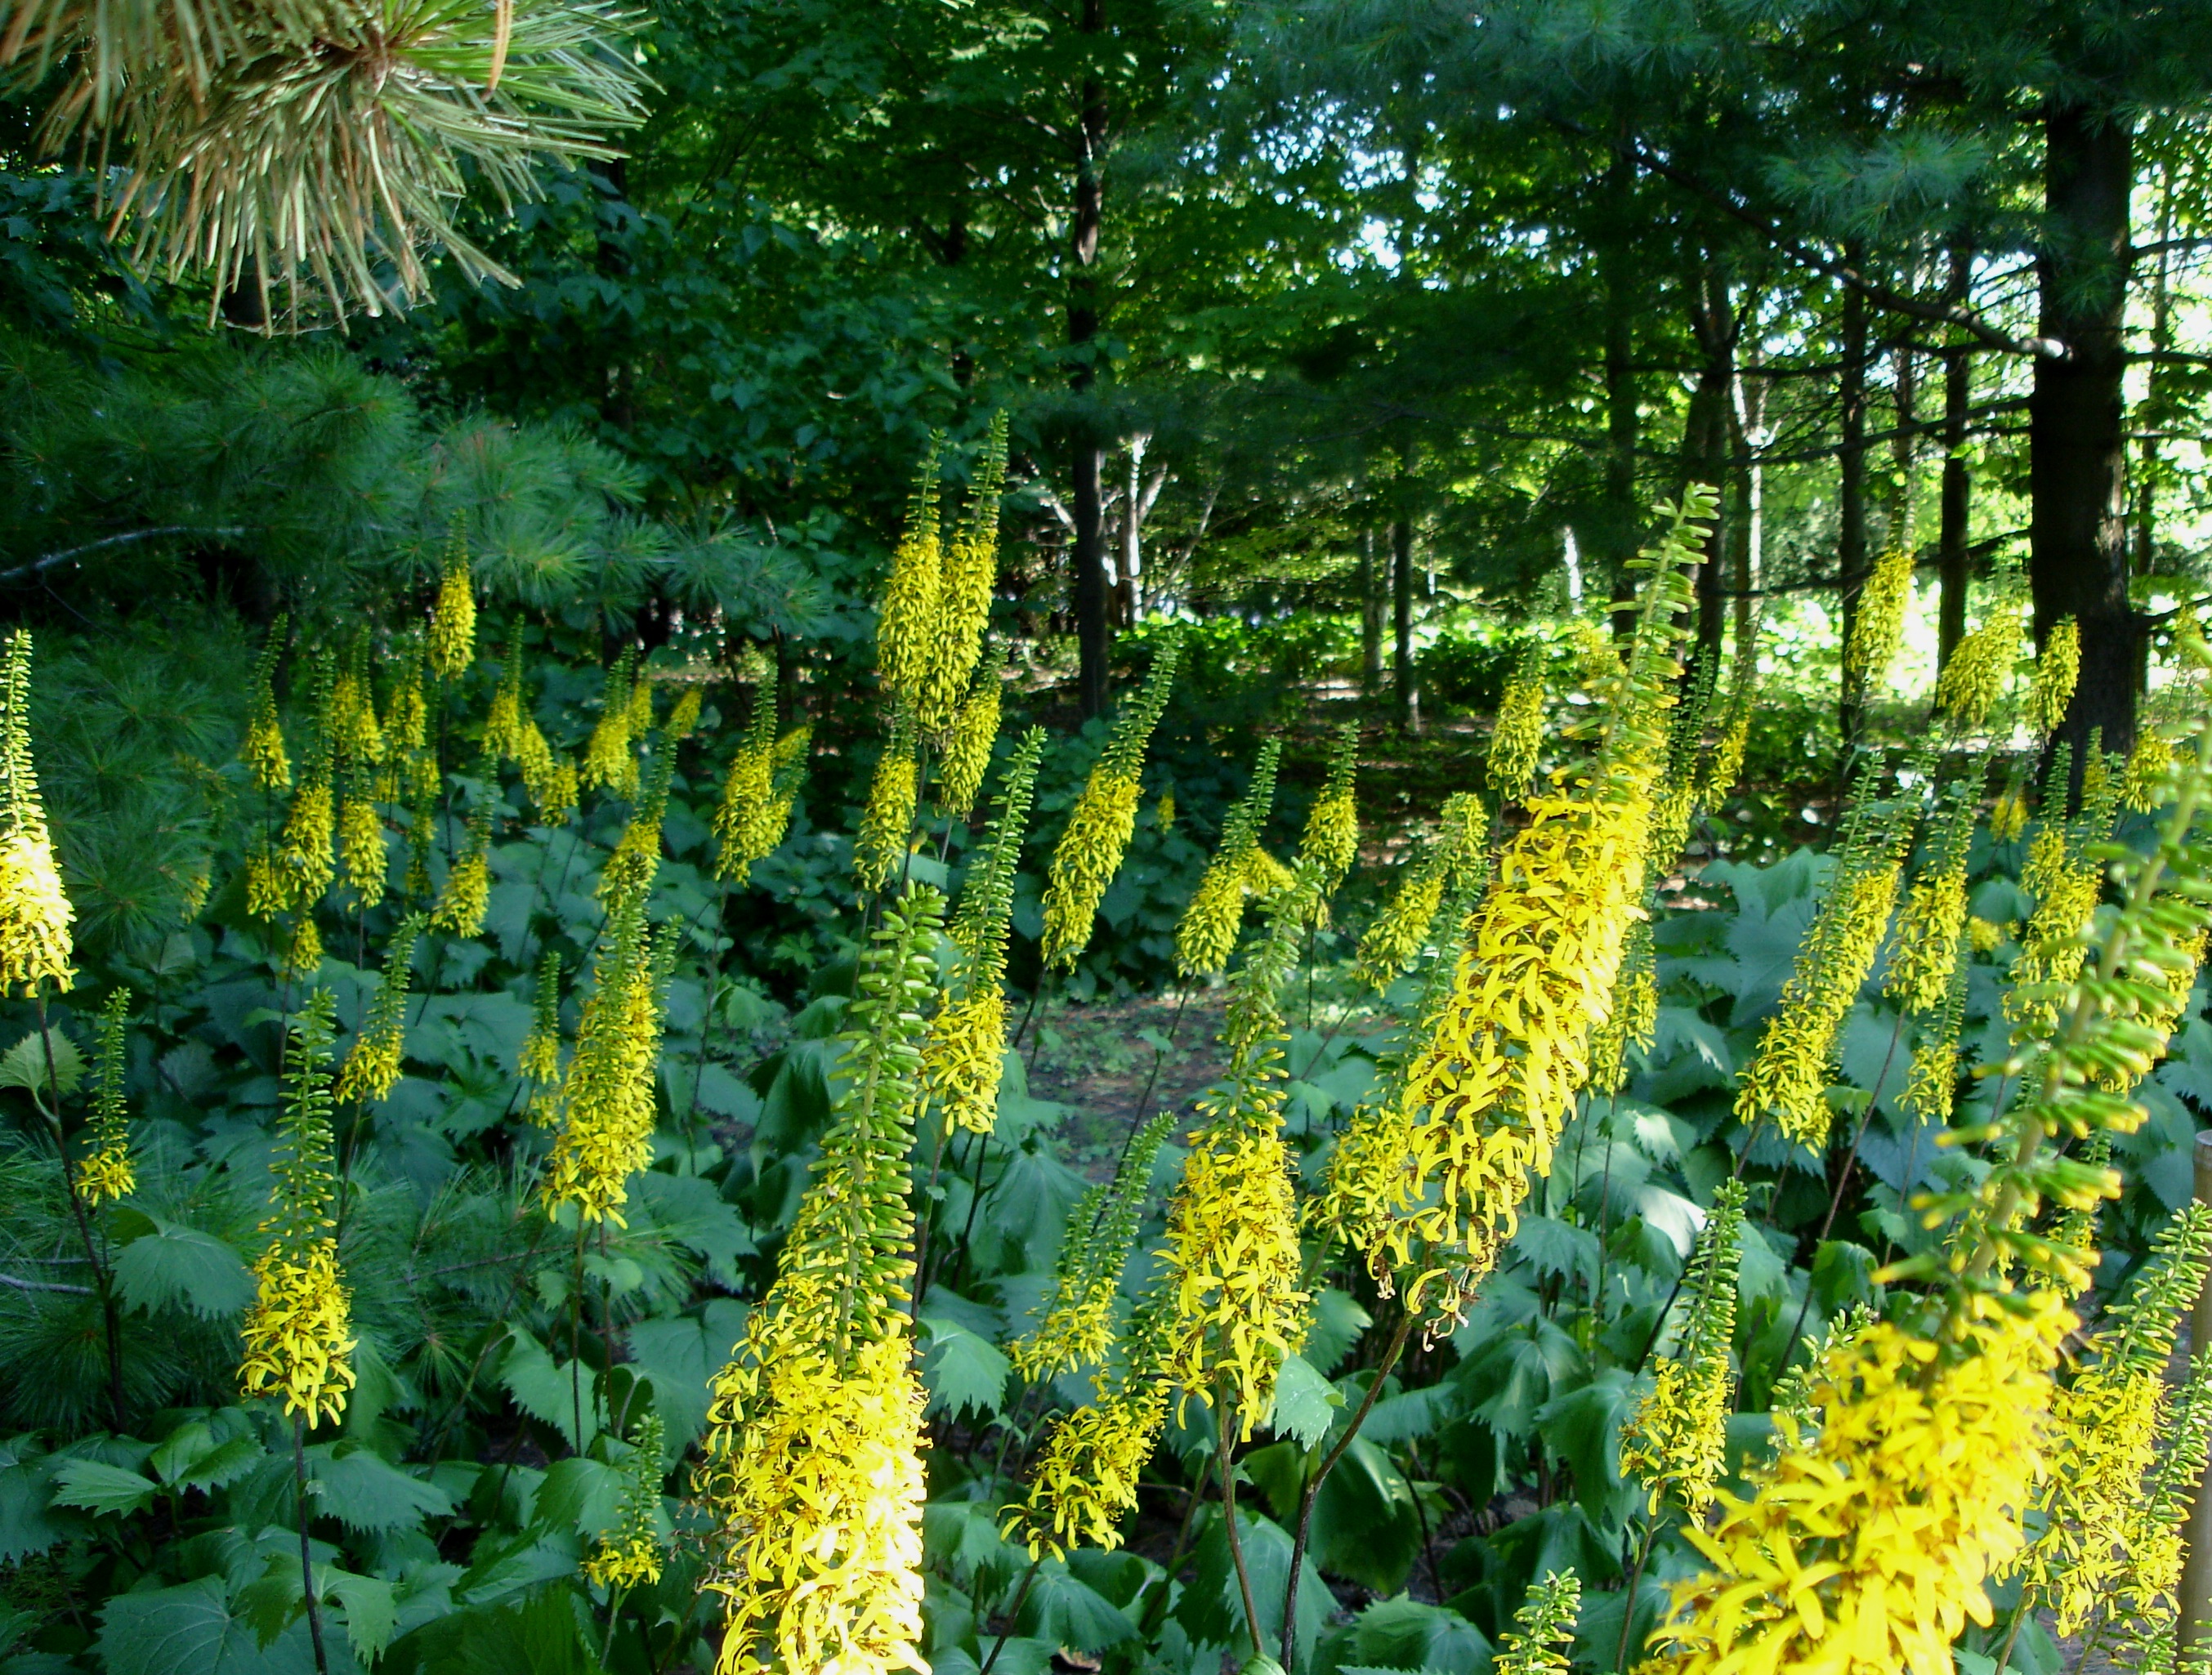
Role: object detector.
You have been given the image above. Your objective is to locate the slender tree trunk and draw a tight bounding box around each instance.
[1835,243,1870,745]
[1392,519,1418,733]
[1068,0,1110,720]
[1938,245,1973,668]
[1360,528,1383,696]
[2135,167,2174,697]
[1684,263,1734,678]
[2030,104,2138,768]
[1732,368,1765,657]
[1891,342,1918,557]
[1602,150,1640,624]
[1120,442,1143,624]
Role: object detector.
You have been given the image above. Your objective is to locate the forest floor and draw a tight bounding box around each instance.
[1021,988,1234,1172]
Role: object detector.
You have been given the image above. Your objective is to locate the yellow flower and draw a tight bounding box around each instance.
[516,720,573,818]
[284,916,323,978]
[1354,791,1486,993]
[918,419,1006,734]
[599,749,672,910]
[237,990,356,1429]
[0,635,79,996]
[1732,855,1901,1150]
[697,894,941,1675]
[714,689,798,882]
[2123,722,2179,813]
[668,686,703,741]
[1621,1182,1745,1516]
[1936,611,2015,726]
[1487,642,1546,802]
[624,672,656,738]
[1013,1106,1174,1380]
[2004,817,2108,1040]
[387,641,427,754]
[428,544,476,681]
[1177,741,1282,978]
[274,770,336,913]
[1884,820,1971,1016]
[855,717,918,894]
[581,653,640,797]
[585,1409,668,1592]
[1156,789,1175,831]
[1041,633,1182,970]
[1297,722,1361,891]
[75,989,134,1206]
[331,645,385,767]
[336,915,423,1104]
[1004,1379,1167,1561]
[1589,921,1657,1097]
[925,730,1042,1134]
[1495,1570,1580,1675]
[2028,616,2080,738]
[544,909,671,1227]
[1845,544,1912,684]
[875,446,945,720]
[484,639,525,762]
[338,790,386,909]
[431,815,491,936]
[1990,783,2027,842]
[938,668,1002,815]
[1898,939,1970,1123]
[521,948,565,1114]
[1700,708,1750,807]
[243,619,292,792]
[1653,1294,2071,1675]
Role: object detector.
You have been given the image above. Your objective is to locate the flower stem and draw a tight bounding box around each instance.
[42,994,123,1431]
[980,1557,1043,1675]
[293,1414,331,1675]
[1218,1381,1266,1661]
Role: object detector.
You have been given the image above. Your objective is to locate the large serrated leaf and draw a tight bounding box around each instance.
[98,1574,324,1675]
[306,1445,454,1532]
[50,1458,157,1516]
[112,1219,257,1320]
[920,1318,1009,1423]
[1265,1354,1342,1451]
[0,1028,84,1099]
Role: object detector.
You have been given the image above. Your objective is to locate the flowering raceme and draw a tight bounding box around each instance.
[2028,616,2081,738]
[544,905,669,1227]
[74,989,134,1205]
[1495,1570,1580,1675]
[238,990,356,1428]
[432,813,491,936]
[582,652,640,797]
[337,914,423,1103]
[428,544,476,681]
[338,787,386,908]
[923,729,1039,1134]
[1175,739,1280,978]
[1846,545,1912,683]
[1006,1378,1167,1560]
[1041,632,1181,969]
[585,1409,668,1591]
[939,667,1002,815]
[1297,722,1361,894]
[244,620,292,792]
[1013,1108,1175,1380]
[1352,790,1485,991]
[1487,641,1545,802]
[521,949,564,1116]
[1935,610,2015,726]
[697,893,940,1675]
[917,416,1006,735]
[1883,802,1973,1016]
[1621,1181,1745,1516]
[0,631,72,996]
[855,714,918,893]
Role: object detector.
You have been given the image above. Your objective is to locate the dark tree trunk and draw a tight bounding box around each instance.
[1890,341,1917,554]
[1069,0,1110,720]
[1835,245,1869,745]
[1602,150,1640,628]
[1937,244,1973,668]
[2031,104,2138,766]
[1360,527,1383,696]
[1392,519,1418,732]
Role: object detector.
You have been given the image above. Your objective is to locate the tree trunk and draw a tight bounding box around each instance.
[1360,528,1383,696]
[1937,244,1973,668]
[1684,263,1734,679]
[1068,0,1110,720]
[1835,244,1869,746]
[1392,519,1419,733]
[1731,368,1764,661]
[1890,341,1917,556]
[2030,103,2137,767]
[1602,150,1640,629]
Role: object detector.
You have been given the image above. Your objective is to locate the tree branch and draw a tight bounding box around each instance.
[0,1270,93,1294]
[0,525,248,587]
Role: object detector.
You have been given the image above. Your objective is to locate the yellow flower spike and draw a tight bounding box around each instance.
[0,631,73,996]
[938,661,1003,816]
[855,712,919,894]
[387,640,428,755]
[1935,610,2016,726]
[520,949,565,1123]
[697,893,941,1675]
[1589,919,1657,1097]
[75,989,135,1206]
[580,650,639,797]
[585,1409,668,1591]
[1884,797,1975,1016]
[431,813,491,936]
[336,915,424,1105]
[331,638,385,767]
[1004,1379,1167,1561]
[624,671,656,739]
[1622,1182,1745,1516]
[924,729,1043,1134]
[918,414,1007,735]
[1495,1570,1580,1675]
[1156,788,1176,832]
[1041,632,1182,970]
[2028,616,2081,739]
[1487,639,1547,803]
[484,630,526,762]
[1367,492,1707,1320]
[242,619,293,792]
[875,440,946,719]
[1899,936,1971,1123]
[667,686,703,742]
[1176,740,1282,979]
[1352,791,1486,994]
[1845,544,1913,686]
[1012,1106,1176,1380]
[238,989,356,1429]
[427,540,477,681]
[600,747,673,911]
[543,909,673,1228]
[284,917,323,977]
[337,788,387,909]
[713,686,783,881]
[275,767,336,913]
[1296,721,1361,896]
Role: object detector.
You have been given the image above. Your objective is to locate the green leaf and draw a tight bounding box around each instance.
[234,1555,303,1650]
[1340,1596,1489,1675]
[1266,1355,1342,1451]
[920,1319,1009,1423]
[635,1172,754,1283]
[0,1452,70,1564]
[112,1218,256,1319]
[1017,1561,1137,1651]
[530,1457,624,1541]
[98,1574,323,1675]
[1303,1289,1372,1378]
[0,1030,84,1100]
[321,1569,396,1663]
[150,1419,263,1492]
[1509,1217,1601,1285]
[496,1329,599,1452]
[1533,1369,1640,1519]
[50,1458,157,1516]
[387,1587,595,1675]
[306,1445,454,1533]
